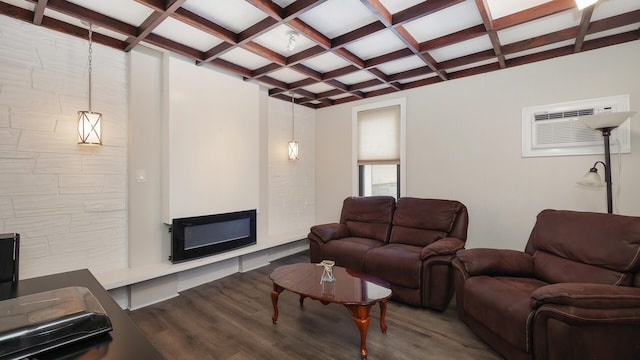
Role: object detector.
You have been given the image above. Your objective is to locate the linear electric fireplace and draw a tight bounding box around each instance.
[170,210,256,264]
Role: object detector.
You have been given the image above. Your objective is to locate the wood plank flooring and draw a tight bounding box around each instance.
[129,251,502,360]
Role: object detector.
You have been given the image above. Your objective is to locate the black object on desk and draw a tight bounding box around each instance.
[0,270,163,360]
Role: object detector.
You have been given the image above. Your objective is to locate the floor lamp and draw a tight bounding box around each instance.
[577,111,636,213]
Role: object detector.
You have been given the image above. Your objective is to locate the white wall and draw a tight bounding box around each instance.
[0,14,315,300]
[315,40,640,251]
[0,15,128,278]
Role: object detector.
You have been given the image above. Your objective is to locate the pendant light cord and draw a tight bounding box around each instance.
[88,24,93,112]
[290,92,295,139]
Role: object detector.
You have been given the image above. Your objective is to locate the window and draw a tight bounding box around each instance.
[355,103,402,199]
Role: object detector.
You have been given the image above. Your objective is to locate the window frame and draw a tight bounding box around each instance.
[352,98,406,198]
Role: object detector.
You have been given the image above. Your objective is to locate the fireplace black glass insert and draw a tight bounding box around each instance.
[171,210,256,264]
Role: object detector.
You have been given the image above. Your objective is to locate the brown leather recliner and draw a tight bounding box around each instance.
[453,209,640,360]
[309,196,469,310]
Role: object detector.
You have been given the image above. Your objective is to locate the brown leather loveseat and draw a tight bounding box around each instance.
[308,196,468,310]
[453,209,640,360]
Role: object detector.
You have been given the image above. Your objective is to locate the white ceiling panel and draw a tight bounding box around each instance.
[403,1,483,43]
[300,82,335,94]
[498,10,581,45]
[182,0,267,33]
[301,52,351,73]
[43,9,129,41]
[486,0,552,19]
[447,58,498,73]
[253,25,316,56]
[153,17,222,52]
[268,67,309,83]
[379,0,425,14]
[504,39,575,60]
[398,73,438,84]
[376,55,426,75]
[592,0,640,21]
[344,29,406,60]
[334,70,377,85]
[66,0,152,26]
[429,35,493,62]
[218,48,271,71]
[585,23,640,41]
[298,0,378,39]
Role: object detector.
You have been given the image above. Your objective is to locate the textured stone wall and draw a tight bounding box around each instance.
[0,15,128,279]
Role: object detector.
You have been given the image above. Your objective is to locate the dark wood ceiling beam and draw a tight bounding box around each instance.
[287,45,325,65]
[448,62,501,80]
[126,0,186,51]
[282,0,328,20]
[419,24,486,52]
[332,21,387,48]
[251,63,282,79]
[364,48,414,68]
[438,49,496,71]
[506,45,574,68]
[287,18,332,48]
[475,0,505,68]
[1,3,125,49]
[292,88,317,101]
[199,17,277,64]
[144,32,204,60]
[291,64,323,81]
[26,0,138,37]
[324,79,350,92]
[362,0,447,80]
[393,0,465,26]
[323,65,359,80]
[269,78,316,96]
[334,95,361,105]
[387,66,433,82]
[581,30,640,52]
[365,86,398,98]
[171,7,236,43]
[349,79,383,91]
[367,68,403,90]
[586,10,640,35]
[315,89,344,100]
[33,0,47,25]
[493,0,575,31]
[257,75,289,89]
[244,41,287,65]
[401,75,442,90]
[501,27,578,55]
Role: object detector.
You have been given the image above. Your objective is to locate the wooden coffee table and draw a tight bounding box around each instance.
[269,263,392,359]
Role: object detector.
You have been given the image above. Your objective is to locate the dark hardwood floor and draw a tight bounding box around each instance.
[129,251,502,360]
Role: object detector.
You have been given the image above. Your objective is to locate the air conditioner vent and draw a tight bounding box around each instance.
[534,108,594,121]
[522,95,631,157]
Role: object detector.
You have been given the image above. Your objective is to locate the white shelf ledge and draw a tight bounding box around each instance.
[95,238,307,290]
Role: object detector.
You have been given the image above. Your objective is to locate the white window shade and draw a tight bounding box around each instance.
[358,105,400,165]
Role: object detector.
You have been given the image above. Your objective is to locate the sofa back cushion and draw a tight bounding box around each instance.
[526,209,640,285]
[389,198,468,247]
[340,196,395,242]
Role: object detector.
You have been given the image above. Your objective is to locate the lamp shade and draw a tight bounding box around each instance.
[577,168,603,187]
[288,141,299,160]
[78,111,103,145]
[578,111,636,130]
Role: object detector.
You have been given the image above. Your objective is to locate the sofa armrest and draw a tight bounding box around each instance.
[420,237,465,260]
[531,283,640,309]
[308,223,349,244]
[455,248,534,277]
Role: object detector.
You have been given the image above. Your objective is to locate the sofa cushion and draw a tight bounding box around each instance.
[321,237,384,272]
[533,251,633,286]
[464,276,548,353]
[527,210,640,283]
[390,198,462,246]
[365,244,422,289]
[340,196,395,242]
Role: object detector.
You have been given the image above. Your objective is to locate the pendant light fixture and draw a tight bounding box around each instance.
[77,23,102,145]
[287,92,299,160]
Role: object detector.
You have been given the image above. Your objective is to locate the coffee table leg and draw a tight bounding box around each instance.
[271,284,284,324]
[379,300,388,333]
[345,304,373,360]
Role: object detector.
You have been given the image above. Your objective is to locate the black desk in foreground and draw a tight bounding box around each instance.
[2,269,163,360]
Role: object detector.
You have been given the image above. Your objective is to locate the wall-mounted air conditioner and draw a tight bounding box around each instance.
[522,95,631,157]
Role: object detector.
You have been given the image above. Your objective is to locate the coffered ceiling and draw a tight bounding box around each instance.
[1,0,639,108]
